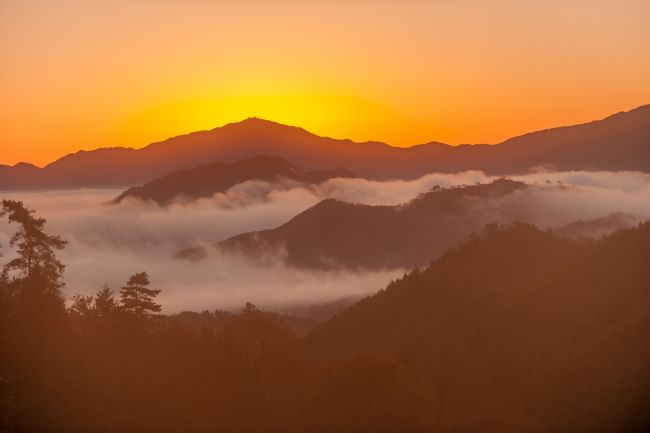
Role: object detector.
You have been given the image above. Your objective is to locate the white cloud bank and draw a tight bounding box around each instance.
[1,170,649,312]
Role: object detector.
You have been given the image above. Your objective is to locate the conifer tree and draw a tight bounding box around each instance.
[0,199,67,325]
[95,286,119,318]
[119,272,161,318]
[0,199,66,289]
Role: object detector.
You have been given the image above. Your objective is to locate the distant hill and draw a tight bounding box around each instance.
[555,212,641,239]
[170,309,318,337]
[178,179,530,268]
[113,155,355,205]
[2,104,649,189]
[306,222,650,432]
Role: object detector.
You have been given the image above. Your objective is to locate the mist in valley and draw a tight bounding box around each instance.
[2,169,649,313]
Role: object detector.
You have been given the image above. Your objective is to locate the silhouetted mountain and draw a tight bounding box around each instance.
[113,155,355,205]
[2,104,649,189]
[306,222,650,432]
[556,212,641,239]
[179,179,530,269]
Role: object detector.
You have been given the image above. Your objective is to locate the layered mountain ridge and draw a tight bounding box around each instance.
[113,155,355,205]
[2,104,649,190]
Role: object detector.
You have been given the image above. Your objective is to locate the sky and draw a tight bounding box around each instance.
[1,0,649,167]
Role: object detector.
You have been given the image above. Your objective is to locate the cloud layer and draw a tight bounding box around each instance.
[1,170,649,312]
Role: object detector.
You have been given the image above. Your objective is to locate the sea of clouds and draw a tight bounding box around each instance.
[1,170,649,313]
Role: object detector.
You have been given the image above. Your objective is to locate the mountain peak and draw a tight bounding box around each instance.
[13,162,38,169]
[221,117,311,134]
[239,117,284,126]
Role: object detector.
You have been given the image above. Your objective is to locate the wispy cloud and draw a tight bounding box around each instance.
[1,170,648,312]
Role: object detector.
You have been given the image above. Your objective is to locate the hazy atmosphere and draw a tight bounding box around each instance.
[2,169,648,311]
[1,1,648,432]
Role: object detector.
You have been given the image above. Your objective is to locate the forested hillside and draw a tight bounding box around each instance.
[1,200,648,433]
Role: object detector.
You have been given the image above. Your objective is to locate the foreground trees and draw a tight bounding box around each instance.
[0,200,68,432]
[1,201,649,433]
[0,199,68,325]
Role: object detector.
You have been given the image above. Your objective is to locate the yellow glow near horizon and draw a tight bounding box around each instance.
[1,0,650,166]
[115,92,402,144]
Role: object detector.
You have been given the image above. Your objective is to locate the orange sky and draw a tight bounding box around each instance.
[1,0,649,167]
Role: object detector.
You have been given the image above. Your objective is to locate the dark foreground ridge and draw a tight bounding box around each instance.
[1,195,648,432]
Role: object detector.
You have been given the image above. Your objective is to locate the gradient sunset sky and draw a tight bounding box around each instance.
[2,0,649,167]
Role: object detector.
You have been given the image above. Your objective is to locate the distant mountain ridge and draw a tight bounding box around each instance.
[178,179,532,269]
[556,212,641,239]
[1,104,649,190]
[179,178,646,270]
[113,155,355,205]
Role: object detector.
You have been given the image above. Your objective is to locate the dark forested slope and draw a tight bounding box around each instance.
[307,222,650,432]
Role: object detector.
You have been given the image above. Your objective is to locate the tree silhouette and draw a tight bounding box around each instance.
[0,200,68,432]
[119,272,161,318]
[95,286,119,318]
[0,199,67,323]
[0,199,67,288]
[69,294,95,319]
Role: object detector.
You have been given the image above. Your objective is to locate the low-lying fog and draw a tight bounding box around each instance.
[1,170,649,313]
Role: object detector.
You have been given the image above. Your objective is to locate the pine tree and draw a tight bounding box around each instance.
[119,272,161,318]
[0,200,67,326]
[95,286,119,318]
[0,199,66,289]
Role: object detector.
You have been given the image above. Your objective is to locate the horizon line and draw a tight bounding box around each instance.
[3,102,648,169]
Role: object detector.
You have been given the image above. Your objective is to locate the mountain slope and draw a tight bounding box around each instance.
[180,179,530,269]
[2,104,649,189]
[306,222,650,432]
[555,212,641,239]
[113,155,355,205]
